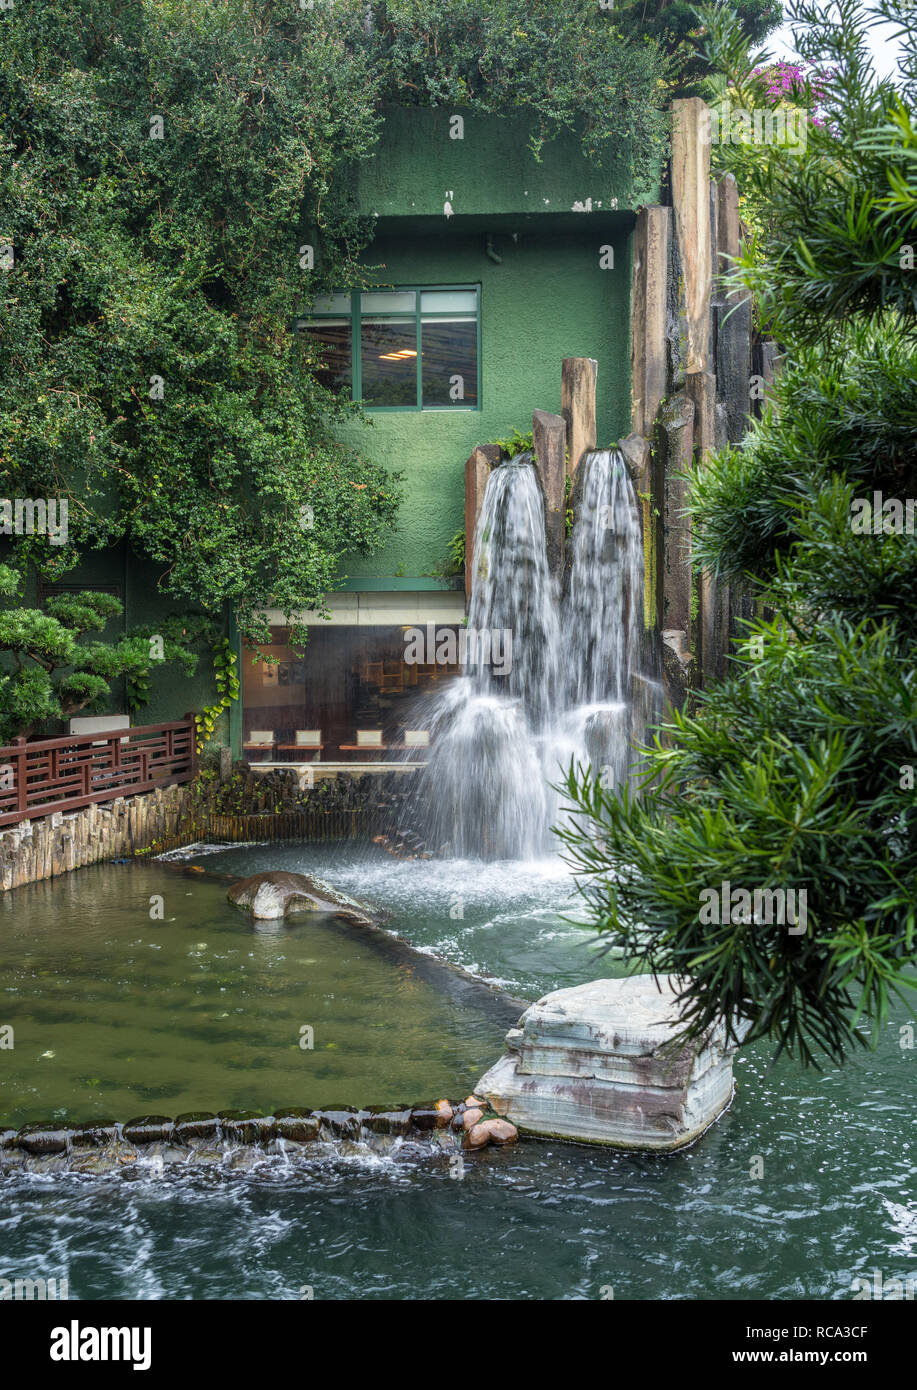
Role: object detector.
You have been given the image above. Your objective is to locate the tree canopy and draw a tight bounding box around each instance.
[0,0,675,645]
[559,0,917,1067]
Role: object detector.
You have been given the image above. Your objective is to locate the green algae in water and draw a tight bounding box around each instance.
[0,861,504,1128]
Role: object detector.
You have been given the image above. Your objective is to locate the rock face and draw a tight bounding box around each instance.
[227,871,377,925]
[476,975,743,1152]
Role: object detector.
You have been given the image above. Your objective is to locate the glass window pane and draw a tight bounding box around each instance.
[298,320,352,395]
[421,318,478,407]
[361,291,416,314]
[310,293,351,314]
[361,319,418,406]
[421,290,477,314]
[241,625,461,763]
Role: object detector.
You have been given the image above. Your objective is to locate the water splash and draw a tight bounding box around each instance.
[416,448,657,859]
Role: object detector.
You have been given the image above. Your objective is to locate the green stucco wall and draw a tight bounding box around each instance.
[334,221,635,586]
[325,105,658,588]
[353,106,658,222]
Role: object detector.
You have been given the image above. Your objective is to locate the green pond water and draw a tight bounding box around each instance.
[0,857,506,1127]
[0,841,914,1301]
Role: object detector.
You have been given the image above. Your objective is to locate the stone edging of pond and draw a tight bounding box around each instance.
[0,1100,519,1175]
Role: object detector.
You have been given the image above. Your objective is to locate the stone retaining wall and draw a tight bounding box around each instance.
[0,783,192,892]
[0,767,419,892]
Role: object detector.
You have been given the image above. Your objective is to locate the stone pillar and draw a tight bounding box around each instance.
[686,371,717,460]
[687,368,728,686]
[658,393,695,640]
[630,206,671,439]
[464,444,501,599]
[561,357,597,477]
[715,173,752,444]
[671,98,713,376]
[760,340,783,410]
[620,432,657,632]
[532,409,567,579]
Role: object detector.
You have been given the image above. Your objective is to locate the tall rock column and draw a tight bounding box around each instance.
[671,98,713,376]
[532,409,567,579]
[464,444,501,599]
[626,204,671,638]
[561,357,598,477]
[667,97,715,680]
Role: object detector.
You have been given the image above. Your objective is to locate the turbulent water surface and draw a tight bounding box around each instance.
[0,846,913,1301]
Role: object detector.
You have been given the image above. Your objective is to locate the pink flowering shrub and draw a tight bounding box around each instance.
[750,59,831,123]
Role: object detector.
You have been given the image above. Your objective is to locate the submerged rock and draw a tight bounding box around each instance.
[363,1106,413,1137]
[218,1110,276,1144]
[314,1108,362,1141]
[173,1112,219,1144]
[476,975,745,1152]
[122,1116,173,1145]
[16,1124,73,1156]
[227,871,379,926]
[480,1119,518,1145]
[70,1122,119,1149]
[274,1108,320,1143]
[464,1123,491,1150]
[408,1105,443,1132]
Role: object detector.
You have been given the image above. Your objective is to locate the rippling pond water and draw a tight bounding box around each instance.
[1,841,914,1301]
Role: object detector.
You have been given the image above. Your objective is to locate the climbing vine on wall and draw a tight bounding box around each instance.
[194,640,240,754]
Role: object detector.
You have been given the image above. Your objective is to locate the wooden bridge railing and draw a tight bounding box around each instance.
[0,717,198,829]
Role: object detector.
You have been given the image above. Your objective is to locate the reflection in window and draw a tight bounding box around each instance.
[361,319,418,406]
[297,319,351,395]
[295,287,479,410]
[421,318,478,407]
[241,625,461,763]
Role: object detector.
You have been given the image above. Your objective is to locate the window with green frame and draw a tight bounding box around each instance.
[295,287,480,410]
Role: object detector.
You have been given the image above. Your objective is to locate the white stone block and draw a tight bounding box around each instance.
[476,975,744,1151]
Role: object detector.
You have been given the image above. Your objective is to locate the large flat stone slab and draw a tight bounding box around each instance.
[476,975,742,1151]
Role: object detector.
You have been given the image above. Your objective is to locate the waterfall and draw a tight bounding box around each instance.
[555,449,652,792]
[414,448,655,860]
[566,450,644,709]
[464,456,561,728]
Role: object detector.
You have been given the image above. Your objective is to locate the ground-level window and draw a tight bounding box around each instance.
[241,626,461,762]
[295,287,480,410]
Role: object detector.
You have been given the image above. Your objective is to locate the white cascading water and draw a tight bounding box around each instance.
[417,449,656,859]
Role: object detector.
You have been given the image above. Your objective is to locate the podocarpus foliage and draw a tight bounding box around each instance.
[0,0,670,652]
[695,0,917,340]
[558,1,917,1067]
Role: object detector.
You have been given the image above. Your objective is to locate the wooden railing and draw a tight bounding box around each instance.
[0,717,197,829]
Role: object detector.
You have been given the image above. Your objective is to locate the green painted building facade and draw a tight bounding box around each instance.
[4,106,660,761]
[334,106,651,590]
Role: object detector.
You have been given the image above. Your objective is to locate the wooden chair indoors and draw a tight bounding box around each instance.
[243,729,275,762]
[276,729,324,762]
[395,729,430,756]
[339,729,391,757]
